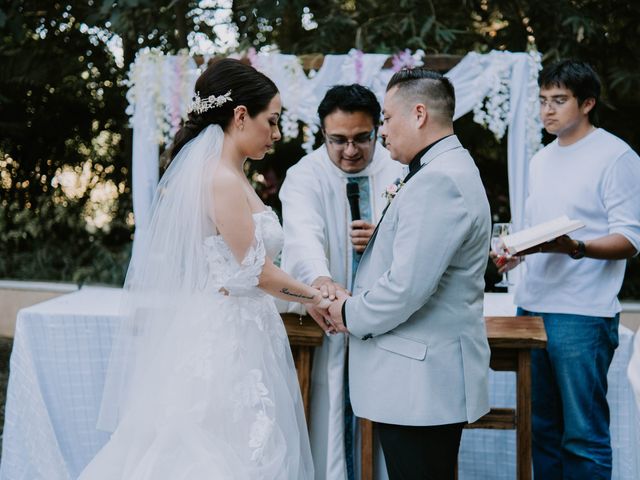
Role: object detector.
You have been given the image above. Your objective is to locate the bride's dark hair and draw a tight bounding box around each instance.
[169,58,279,161]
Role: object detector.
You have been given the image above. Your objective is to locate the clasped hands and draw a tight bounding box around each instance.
[306,276,350,335]
[305,221,375,333]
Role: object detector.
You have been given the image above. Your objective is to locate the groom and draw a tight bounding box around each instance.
[327,68,492,479]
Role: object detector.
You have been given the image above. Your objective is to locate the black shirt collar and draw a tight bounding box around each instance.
[408,134,454,174]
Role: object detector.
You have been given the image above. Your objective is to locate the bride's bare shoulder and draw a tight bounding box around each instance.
[211,164,242,193]
[212,163,239,181]
[210,163,252,219]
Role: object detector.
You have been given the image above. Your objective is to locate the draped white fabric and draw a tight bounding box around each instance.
[126,52,199,253]
[126,49,542,287]
[130,91,158,254]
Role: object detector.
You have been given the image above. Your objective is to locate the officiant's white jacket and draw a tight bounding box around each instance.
[280,144,402,479]
[345,135,492,426]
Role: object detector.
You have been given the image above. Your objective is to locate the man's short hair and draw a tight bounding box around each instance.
[538,59,601,123]
[318,84,381,128]
[386,68,456,123]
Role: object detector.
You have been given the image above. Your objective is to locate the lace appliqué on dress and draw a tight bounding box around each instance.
[233,369,276,463]
[201,211,286,464]
[203,222,267,298]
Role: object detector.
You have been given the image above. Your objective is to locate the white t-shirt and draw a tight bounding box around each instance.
[515,128,640,317]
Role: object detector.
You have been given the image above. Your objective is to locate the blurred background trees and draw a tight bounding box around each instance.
[1,0,638,296]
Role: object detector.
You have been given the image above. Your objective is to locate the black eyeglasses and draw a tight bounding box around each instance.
[324,129,376,149]
[539,96,572,109]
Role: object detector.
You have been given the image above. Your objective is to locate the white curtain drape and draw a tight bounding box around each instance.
[443,51,543,231]
[126,50,542,265]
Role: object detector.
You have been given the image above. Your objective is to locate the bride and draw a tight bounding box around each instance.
[79,58,333,479]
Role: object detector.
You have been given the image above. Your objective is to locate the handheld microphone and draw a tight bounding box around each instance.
[346,182,361,221]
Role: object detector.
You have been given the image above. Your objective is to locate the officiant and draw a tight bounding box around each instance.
[280,84,403,480]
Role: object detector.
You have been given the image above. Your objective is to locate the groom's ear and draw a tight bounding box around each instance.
[414,103,428,129]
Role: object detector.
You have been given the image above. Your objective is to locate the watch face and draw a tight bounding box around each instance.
[570,240,586,259]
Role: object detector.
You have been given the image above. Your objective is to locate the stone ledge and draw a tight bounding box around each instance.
[0,281,79,338]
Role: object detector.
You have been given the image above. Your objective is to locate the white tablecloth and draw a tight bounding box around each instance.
[1,288,638,479]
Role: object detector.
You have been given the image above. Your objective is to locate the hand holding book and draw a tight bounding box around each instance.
[516,234,582,256]
[501,216,585,256]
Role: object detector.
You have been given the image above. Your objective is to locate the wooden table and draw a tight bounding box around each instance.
[282,314,547,479]
[281,313,325,422]
[360,315,547,480]
[465,316,547,480]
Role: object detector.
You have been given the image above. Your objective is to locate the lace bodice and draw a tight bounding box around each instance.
[203,208,284,297]
[252,208,285,259]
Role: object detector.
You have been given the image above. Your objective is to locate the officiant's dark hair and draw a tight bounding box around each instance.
[538,59,600,124]
[317,84,381,128]
[386,68,455,123]
[169,58,278,161]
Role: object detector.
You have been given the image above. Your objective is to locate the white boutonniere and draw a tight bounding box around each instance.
[382,178,405,203]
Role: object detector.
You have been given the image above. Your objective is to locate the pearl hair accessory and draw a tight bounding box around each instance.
[187,90,233,114]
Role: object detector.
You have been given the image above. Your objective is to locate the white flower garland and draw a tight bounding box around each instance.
[473,70,511,141]
[471,50,542,155]
[124,49,542,156]
[125,49,199,147]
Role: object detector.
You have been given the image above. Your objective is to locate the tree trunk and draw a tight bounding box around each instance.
[175,0,188,50]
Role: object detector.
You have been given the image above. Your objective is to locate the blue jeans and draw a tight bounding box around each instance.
[517,308,619,480]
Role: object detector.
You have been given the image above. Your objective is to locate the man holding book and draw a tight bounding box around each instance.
[498,60,640,480]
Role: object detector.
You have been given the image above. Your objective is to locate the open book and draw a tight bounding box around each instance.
[501,215,585,255]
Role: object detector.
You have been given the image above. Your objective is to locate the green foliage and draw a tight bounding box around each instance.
[233,0,480,54]
[0,2,131,284]
[0,195,131,284]
[0,1,220,285]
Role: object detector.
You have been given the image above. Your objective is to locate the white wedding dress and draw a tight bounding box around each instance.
[79,208,314,479]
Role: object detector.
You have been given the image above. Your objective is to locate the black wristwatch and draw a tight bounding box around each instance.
[569,240,586,259]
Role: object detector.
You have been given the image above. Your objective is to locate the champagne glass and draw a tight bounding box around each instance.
[491,223,512,288]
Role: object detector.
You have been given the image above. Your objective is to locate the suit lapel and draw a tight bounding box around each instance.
[357,135,464,261]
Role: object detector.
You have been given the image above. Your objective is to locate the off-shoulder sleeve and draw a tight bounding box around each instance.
[221,221,267,296]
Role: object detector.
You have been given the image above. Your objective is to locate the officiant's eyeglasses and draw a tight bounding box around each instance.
[324,129,376,149]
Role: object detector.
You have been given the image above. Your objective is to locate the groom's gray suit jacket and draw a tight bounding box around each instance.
[344,135,491,426]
